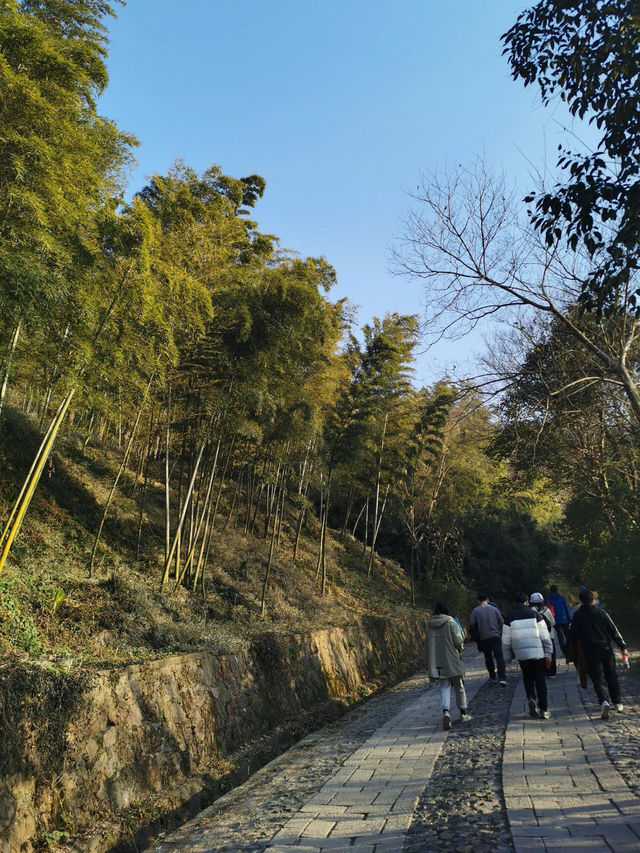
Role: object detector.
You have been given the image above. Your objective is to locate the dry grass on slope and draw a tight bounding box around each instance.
[0,409,423,666]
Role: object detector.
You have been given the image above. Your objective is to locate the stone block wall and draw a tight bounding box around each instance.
[0,614,426,852]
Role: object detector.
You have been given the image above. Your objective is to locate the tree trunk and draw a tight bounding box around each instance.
[260,488,280,618]
[222,463,242,532]
[367,413,388,577]
[160,414,214,591]
[210,433,236,531]
[276,480,286,547]
[89,379,153,576]
[164,384,172,565]
[340,485,354,535]
[292,482,310,564]
[361,496,369,560]
[410,538,416,606]
[136,409,155,561]
[81,411,95,453]
[352,500,366,538]
[320,469,333,596]
[175,436,222,590]
[249,482,264,537]
[367,482,390,578]
[191,495,214,593]
[0,320,21,419]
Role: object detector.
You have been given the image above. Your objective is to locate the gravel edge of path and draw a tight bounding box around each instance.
[405,676,517,853]
[576,661,640,799]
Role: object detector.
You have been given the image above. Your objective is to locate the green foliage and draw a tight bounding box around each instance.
[0,0,589,647]
[493,311,640,629]
[503,1,640,315]
[0,589,42,653]
[0,0,135,327]
[462,508,555,605]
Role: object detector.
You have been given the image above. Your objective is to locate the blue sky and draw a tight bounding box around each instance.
[100,1,591,385]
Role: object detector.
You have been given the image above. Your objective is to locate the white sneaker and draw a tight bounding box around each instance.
[499,680,507,686]
[615,703,624,712]
[600,701,610,720]
[443,712,452,731]
[540,710,551,720]
[460,710,472,722]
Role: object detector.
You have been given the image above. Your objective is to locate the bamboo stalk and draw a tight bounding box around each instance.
[174,437,221,590]
[89,378,153,576]
[0,388,75,575]
[136,409,155,561]
[160,414,214,591]
[0,394,65,550]
[164,384,171,564]
[260,487,280,618]
[0,320,21,418]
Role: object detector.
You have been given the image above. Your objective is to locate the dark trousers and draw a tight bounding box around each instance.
[546,639,557,677]
[584,645,621,705]
[555,623,569,655]
[481,636,506,681]
[519,658,548,711]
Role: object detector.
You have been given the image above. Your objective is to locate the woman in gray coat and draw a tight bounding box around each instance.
[427,602,471,729]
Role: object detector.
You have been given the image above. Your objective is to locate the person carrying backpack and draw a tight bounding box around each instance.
[427,601,472,730]
[547,584,571,654]
[503,592,553,720]
[530,592,557,677]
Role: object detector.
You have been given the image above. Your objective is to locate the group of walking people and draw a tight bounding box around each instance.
[427,586,628,729]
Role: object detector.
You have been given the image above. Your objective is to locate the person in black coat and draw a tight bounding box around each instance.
[569,588,627,719]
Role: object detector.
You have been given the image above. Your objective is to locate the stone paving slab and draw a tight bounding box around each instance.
[503,659,640,853]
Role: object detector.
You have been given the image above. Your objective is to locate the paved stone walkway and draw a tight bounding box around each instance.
[406,675,516,853]
[149,653,640,853]
[504,663,640,852]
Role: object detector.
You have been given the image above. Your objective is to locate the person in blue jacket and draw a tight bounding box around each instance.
[547,585,571,655]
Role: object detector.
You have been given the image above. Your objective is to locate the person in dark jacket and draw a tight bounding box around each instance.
[548,585,571,654]
[470,593,506,685]
[569,588,627,719]
[503,592,553,719]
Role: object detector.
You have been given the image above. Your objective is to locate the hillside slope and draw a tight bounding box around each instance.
[0,408,438,664]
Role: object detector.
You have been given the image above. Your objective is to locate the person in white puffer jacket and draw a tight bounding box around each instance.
[503,592,553,720]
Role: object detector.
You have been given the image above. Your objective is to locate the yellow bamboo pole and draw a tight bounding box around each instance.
[160,422,212,591]
[173,438,221,591]
[0,399,61,550]
[0,388,75,575]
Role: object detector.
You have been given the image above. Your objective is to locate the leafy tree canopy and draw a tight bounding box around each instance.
[503,1,640,316]
[0,0,134,322]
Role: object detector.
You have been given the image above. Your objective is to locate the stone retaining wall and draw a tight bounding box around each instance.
[0,614,426,852]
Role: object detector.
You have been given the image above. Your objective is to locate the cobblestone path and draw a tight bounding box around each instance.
[149,653,640,853]
[405,677,517,853]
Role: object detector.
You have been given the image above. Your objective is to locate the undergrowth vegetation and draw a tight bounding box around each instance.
[0,410,426,664]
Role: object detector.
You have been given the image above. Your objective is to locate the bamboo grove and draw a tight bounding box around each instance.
[0,1,511,613]
[3,2,640,627]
